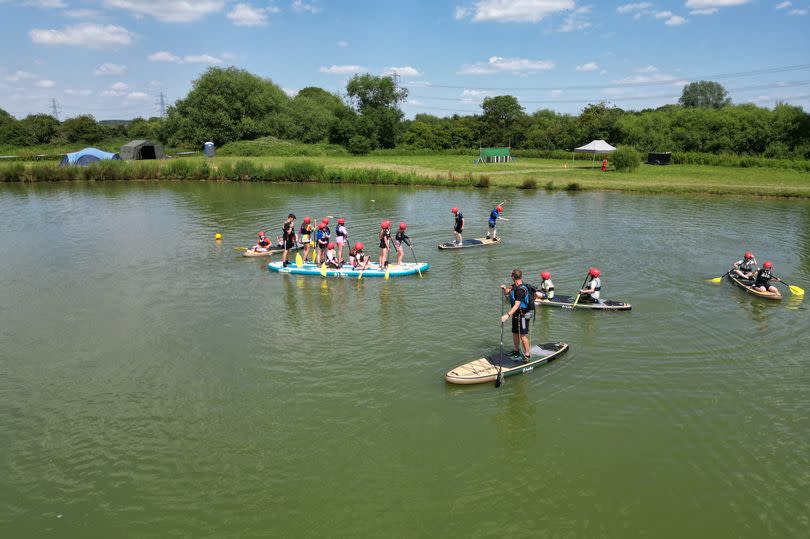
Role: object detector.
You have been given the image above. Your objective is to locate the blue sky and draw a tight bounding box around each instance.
[1,0,808,120]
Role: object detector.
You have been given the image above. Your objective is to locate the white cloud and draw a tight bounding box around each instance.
[148,51,223,64]
[283,87,298,97]
[685,1,750,8]
[460,89,496,104]
[291,0,320,13]
[6,70,35,82]
[111,82,129,91]
[458,0,575,23]
[336,40,348,47]
[103,0,225,23]
[24,0,67,8]
[788,8,807,14]
[126,91,148,100]
[616,2,651,13]
[319,65,366,74]
[459,56,554,75]
[775,1,791,8]
[689,8,718,14]
[95,62,127,76]
[575,62,599,72]
[64,88,92,96]
[634,65,658,73]
[550,89,563,97]
[665,15,687,25]
[29,24,133,48]
[227,3,279,26]
[655,11,672,18]
[36,79,55,88]
[559,5,591,31]
[614,72,686,85]
[63,8,102,18]
[384,66,421,77]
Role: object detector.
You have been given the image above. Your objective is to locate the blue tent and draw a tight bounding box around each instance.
[59,148,121,167]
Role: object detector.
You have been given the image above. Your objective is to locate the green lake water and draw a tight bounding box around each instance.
[1,182,809,537]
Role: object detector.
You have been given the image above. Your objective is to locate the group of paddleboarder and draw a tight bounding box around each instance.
[449,203,506,245]
[731,251,780,294]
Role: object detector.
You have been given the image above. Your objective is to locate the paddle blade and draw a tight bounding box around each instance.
[358,271,363,280]
[706,277,723,283]
[295,253,303,268]
[311,248,317,262]
[384,266,390,280]
[789,285,805,296]
[234,247,248,252]
[320,263,327,277]
[495,367,504,388]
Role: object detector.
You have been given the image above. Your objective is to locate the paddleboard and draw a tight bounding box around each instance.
[242,243,303,257]
[438,237,501,250]
[445,342,569,385]
[268,261,429,278]
[535,295,631,311]
[727,274,782,300]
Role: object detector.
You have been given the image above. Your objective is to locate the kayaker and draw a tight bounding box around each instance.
[536,271,555,300]
[253,231,271,252]
[335,217,348,263]
[579,267,602,304]
[486,204,504,240]
[451,207,464,245]
[315,222,328,264]
[281,213,296,267]
[325,242,341,269]
[379,220,391,268]
[752,261,779,294]
[350,241,370,270]
[393,222,411,265]
[500,269,533,362]
[732,251,758,280]
[299,216,313,262]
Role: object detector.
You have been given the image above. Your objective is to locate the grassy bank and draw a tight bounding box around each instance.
[1,155,808,197]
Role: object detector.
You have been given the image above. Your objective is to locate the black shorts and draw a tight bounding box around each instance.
[284,239,295,249]
[511,313,529,335]
[454,227,463,233]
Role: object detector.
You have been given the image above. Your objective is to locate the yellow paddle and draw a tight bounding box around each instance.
[384,265,390,280]
[320,263,327,277]
[566,273,592,310]
[234,247,248,251]
[776,278,805,296]
[295,252,303,268]
[707,269,733,283]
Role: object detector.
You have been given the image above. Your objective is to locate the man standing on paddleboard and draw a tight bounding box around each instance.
[500,269,534,362]
[281,213,296,267]
[451,207,464,245]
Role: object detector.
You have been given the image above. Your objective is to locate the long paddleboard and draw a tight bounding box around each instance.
[268,261,429,278]
[535,295,631,311]
[445,342,569,385]
[727,274,782,300]
[438,237,501,250]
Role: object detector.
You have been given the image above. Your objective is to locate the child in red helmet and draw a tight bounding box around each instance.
[486,203,504,241]
[753,261,779,294]
[579,267,603,304]
[335,217,348,263]
[451,207,464,245]
[379,220,391,268]
[393,222,411,265]
[299,216,313,263]
[315,222,328,264]
[253,231,271,252]
[325,242,341,269]
[733,251,758,280]
[536,271,555,300]
[350,241,369,270]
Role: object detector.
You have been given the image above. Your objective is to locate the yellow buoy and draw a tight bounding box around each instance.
[214,233,222,240]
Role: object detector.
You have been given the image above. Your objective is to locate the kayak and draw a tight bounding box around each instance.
[267,261,429,278]
[535,295,632,311]
[242,243,302,257]
[438,237,501,250]
[445,342,569,385]
[727,274,782,300]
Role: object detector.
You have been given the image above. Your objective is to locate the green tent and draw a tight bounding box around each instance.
[476,147,513,164]
[120,140,165,160]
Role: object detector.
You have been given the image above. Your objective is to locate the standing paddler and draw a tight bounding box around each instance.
[500,269,534,363]
[299,216,313,263]
[379,220,391,268]
[451,207,464,245]
[486,203,505,240]
[335,217,348,263]
[281,213,296,267]
[393,222,411,265]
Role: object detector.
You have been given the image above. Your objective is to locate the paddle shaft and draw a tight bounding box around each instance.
[570,274,592,309]
[407,242,422,277]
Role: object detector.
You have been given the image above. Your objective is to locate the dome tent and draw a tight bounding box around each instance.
[120,139,165,160]
[59,148,121,167]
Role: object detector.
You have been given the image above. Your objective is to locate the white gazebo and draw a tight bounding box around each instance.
[573,139,617,168]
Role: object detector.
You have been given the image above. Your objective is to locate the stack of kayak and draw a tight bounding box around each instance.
[268,261,429,278]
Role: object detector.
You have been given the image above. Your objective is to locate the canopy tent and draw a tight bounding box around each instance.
[120,139,165,160]
[573,140,616,168]
[475,147,513,164]
[59,148,121,167]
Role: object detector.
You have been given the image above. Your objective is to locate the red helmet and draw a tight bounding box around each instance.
[541,271,551,280]
[318,222,325,230]
[258,231,266,237]
[763,260,773,269]
[496,205,503,212]
[303,216,311,224]
[744,251,753,259]
[399,222,407,230]
[451,207,459,214]
[354,241,364,251]
[381,220,390,229]
[589,267,601,277]
[338,218,345,225]
[322,218,329,225]
[327,242,334,249]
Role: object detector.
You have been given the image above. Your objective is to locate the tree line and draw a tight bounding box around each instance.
[1,68,808,159]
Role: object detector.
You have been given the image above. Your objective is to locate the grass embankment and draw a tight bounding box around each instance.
[0,139,191,161]
[1,152,808,197]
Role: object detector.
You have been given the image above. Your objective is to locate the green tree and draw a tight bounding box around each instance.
[679,81,731,109]
[346,74,407,148]
[578,102,624,143]
[62,115,103,144]
[19,114,60,144]
[480,95,525,146]
[288,87,349,144]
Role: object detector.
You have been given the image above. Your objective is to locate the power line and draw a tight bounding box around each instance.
[156,91,167,118]
[403,63,810,92]
[49,98,61,120]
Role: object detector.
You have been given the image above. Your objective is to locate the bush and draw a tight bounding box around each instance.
[612,146,642,172]
[0,163,26,182]
[566,182,582,191]
[520,178,537,189]
[474,175,490,188]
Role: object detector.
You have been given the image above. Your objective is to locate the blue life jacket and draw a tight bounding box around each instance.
[509,284,536,312]
[489,209,499,226]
